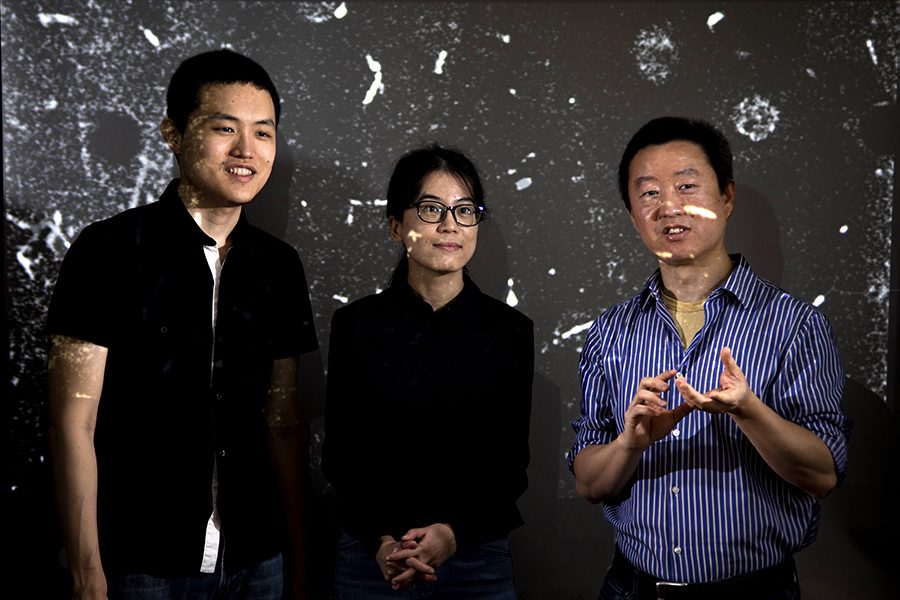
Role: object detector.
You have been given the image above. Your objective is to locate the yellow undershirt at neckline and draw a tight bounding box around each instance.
[660,289,706,349]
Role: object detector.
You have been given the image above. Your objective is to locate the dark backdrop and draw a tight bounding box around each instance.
[4,1,898,598]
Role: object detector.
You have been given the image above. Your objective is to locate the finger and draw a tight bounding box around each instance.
[391,567,418,588]
[674,377,705,404]
[671,401,695,422]
[720,347,745,379]
[631,389,668,409]
[403,556,436,574]
[637,373,675,394]
[655,368,678,381]
[385,549,417,562]
[400,528,427,541]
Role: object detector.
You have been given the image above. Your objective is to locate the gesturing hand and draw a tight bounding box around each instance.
[623,369,694,450]
[676,347,751,414]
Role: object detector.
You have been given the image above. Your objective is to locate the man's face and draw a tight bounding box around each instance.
[627,140,734,268]
[164,82,277,208]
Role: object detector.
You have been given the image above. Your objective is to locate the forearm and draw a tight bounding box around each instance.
[731,393,837,497]
[573,437,643,503]
[49,423,106,592]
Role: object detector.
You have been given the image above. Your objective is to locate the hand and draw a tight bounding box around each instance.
[676,347,751,414]
[375,536,436,591]
[622,369,694,450]
[384,523,456,589]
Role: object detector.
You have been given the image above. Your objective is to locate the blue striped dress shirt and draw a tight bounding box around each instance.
[569,255,851,583]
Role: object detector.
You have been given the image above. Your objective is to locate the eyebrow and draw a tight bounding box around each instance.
[417,194,476,204]
[206,112,276,128]
[633,167,701,186]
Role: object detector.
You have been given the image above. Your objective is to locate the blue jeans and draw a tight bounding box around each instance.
[106,553,283,600]
[333,532,517,600]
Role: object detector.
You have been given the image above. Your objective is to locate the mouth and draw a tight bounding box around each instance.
[225,165,255,177]
[434,242,463,251]
[662,224,690,240]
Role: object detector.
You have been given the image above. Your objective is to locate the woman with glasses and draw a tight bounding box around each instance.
[322,144,534,599]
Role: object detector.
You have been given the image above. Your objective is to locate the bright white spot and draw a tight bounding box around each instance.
[561,321,593,340]
[525,152,536,159]
[866,39,878,66]
[333,294,349,304]
[548,268,557,275]
[362,55,384,105]
[143,28,160,47]
[300,200,308,207]
[839,225,849,234]
[633,24,678,85]
[500,33,511,43]
[812,294,826,307]
[732,94,780,142]
[568,97,576,104]
[806,68,817,78]
[38,13,78,26]
[334,2,348,18]
[434,50,448,74]
[17,248,34,280]
[509,88,517,95]
[44,99,58,110]
[707,12,724,31]
[684,205,718,219]
[407,230,422,242]
[374,199,388,206]
[507,168,517,175]
[349,199,363,206]
[515,177,533,191]
[655,251,673,258]
[361,161,368,167]
[506,289,519,307]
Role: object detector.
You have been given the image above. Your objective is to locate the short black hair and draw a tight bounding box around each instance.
[617,116,733,211]
[165,48,280,133]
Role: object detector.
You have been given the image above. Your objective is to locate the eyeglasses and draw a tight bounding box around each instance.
[412,200,484,227]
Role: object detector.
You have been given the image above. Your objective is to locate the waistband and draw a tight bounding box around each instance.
[610,547,798,600]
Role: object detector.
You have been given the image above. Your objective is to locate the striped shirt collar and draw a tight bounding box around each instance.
[639,253,757,312]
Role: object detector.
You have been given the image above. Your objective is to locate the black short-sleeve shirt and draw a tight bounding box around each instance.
[47,180,318,574]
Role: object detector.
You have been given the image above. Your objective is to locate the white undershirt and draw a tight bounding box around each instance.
[200,244,225,572]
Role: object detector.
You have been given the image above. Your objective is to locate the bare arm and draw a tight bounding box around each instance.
[265,356,308,600]
[47,335,109,600]
[574,370,693,503]
[676,347,838,498]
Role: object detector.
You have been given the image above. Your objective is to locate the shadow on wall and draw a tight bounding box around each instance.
[796,378,899,600]
[726,184,784,286]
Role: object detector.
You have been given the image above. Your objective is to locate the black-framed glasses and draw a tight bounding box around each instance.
[412,200,484,227]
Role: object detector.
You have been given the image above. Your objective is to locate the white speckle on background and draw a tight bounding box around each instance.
[333,294,349,304]
[515,177,532,191]
[509,88,516,95]
[38,13,78,26]
[866,39,878,65]
[500,33,510,43]
[806,68,817,78]
[363,55,383,105]
[633,24,678,85]
[44,99,58,110]
[143,28,160,47]
[839,225,849,233]
[812,294,826,307]
[507,168,517,175]
[334,2,347,19]
[561,321,593,340]
[548,268,556,275]
[506,278,519,307]
[707,12,724,31]
[434,50,448,74]
[732,94,780,142]
[568,97,576,104]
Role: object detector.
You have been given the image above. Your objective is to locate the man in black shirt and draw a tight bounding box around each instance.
[46,49,317,599]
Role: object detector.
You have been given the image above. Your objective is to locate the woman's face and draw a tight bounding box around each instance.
[389,170,479,281]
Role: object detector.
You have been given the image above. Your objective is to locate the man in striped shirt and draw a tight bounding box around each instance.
[570,116,851,600]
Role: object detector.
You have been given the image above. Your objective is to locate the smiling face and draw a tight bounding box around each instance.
[389,170,479,283]
[628,140,734,268]
[161,82,277,209]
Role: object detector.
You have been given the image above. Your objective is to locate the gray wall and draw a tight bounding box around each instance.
[4,1,898,598]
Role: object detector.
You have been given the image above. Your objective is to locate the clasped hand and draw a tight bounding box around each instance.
[375,523,457,590]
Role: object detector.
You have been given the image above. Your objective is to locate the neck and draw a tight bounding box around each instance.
[406,267,465,311]
[658,251,733,302]
[178,181,241,249]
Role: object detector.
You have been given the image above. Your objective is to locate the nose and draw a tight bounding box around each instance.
[658,189,684,217]
[231,131,254,158]
[436,210,459,232]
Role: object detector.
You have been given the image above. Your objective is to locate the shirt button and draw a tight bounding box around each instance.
[672,428,680,437]
[674,546,682,555]
[215,392,224,401]
[672,486,680,495]
[218,449,226,458]
[160,326,168,334]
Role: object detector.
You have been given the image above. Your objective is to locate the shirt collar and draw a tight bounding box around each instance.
[390,272,480,316]
[639,254,756,310]
[159,179,250,247]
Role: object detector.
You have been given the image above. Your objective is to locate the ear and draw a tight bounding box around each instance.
[388,216,403,242]
[722,181,736,218]
[159,118,181,154]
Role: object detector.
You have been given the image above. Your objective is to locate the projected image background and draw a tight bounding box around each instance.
[4,2,897,598]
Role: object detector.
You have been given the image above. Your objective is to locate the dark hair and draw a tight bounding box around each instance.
[617,116,733,211]
[165,48,281,133]
[385,144,487,286]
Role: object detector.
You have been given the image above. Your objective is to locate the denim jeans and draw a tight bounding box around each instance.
[333,532,517,600]
[106,553,283,600]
